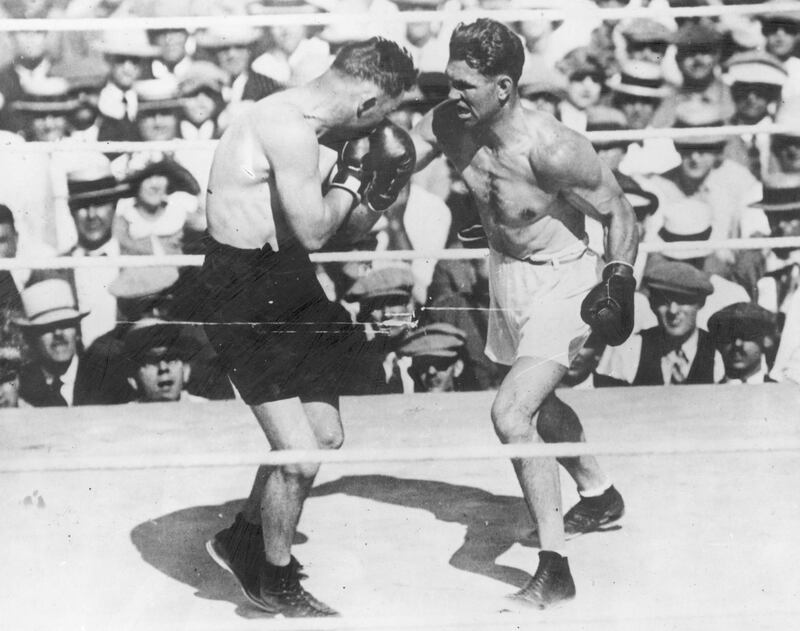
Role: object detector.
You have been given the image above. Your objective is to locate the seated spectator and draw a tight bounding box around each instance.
[342,266,416,395]
[756,2,800,103]
[397,322,472,393]
[0,345,23,408]
[59,61,107,142]
[723,51,787,181]
[29,155,133,347]
[751,173,800,318]
[195,25,281,130]
[770,288,800,383]
[123,318,206,403]
[96,31,160,142]
[14,279,90,407]
[607,61,680,176]
[11,76,78,142]
[770,99,800,174]
[555,48,606,131]
[0,203,54,297]
[115,159,202,256]
[644,101,768,278]
[250,0,332,86]
[147,25,193,81]
[394,0,452,73]
[652,22,732,128]
[0,28,55,133]
[707,302,778,385]
[595,258,723,386]
[177,61,228,140]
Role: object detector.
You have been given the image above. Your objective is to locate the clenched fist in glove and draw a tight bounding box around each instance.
[580,261,636,347]
[327,120,415,213]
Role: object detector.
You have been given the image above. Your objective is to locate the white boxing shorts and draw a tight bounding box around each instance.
[485,243,601,368]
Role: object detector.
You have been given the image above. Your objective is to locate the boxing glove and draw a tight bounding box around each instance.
[361,120,416,213]
[580,261,636,347]
[327,136,371,208]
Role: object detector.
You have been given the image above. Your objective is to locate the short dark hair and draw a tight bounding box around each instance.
[0,204,16,230]
[449,19,524,85]
[332,37,417,98]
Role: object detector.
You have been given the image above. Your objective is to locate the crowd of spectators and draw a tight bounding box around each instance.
[0,0,799,409]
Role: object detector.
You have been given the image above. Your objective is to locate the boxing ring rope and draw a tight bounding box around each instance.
[0,237,797,271]
[4,123,800,155]
[0,1,798,31]
[3,434,800,474]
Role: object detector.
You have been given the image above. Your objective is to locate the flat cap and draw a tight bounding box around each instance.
[621,18,673,44]
[346,267,414,302]
[398,323,466,358]
[674,22,723,51]
[707,302,777,342]
[643,257,714,298]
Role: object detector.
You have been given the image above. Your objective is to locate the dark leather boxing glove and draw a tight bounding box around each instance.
[327,136,371,208]
[580,261,636,347]
[361,120,416,213]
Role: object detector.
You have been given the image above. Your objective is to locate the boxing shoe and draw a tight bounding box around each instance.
[206,513,265,608]
[563,485,625,537]
[254,557,339,617]
[510,551,576,609]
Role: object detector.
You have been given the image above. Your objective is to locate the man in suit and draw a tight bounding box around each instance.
[0,28,54,133]
[595,257,724,386]
[29,154,133,346]
[14,279,89,407]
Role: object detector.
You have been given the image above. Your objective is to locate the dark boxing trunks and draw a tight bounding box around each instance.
[198,238,362,405]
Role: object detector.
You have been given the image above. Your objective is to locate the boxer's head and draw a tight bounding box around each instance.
[330,37,417,131]
[446,19,524,127]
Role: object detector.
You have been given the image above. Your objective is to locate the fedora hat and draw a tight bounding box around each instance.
[607,61,670,99]
[11,77,80,114]
[750,172,800,212]
[67,154,132,212]
[124,159,200,196]
[14,279,90,328]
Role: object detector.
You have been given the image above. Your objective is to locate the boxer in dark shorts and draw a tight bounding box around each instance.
[200,238,355,404]
[199,38,416,618]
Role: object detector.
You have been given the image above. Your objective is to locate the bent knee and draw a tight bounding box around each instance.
[491,395,543,444]
[280,461,320,481]
[317,428,344,451]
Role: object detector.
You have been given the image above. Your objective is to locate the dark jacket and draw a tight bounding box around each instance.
[632,327,717,386]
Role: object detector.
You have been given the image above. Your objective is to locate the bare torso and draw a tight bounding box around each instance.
[430,101,588,259]
[205,93,337,250]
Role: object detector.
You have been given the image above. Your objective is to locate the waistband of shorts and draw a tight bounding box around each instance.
[205,236,308,263]
[519,241,590,267]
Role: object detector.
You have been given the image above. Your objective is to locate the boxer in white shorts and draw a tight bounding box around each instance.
[410,19,638,608]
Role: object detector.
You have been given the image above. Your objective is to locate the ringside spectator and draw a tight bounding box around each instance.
[0,28,55,133]
[11,76,77,142]
[0,345,23,408]
[708,301,778,384]
[397,322,472,393]
[756,2,800,103]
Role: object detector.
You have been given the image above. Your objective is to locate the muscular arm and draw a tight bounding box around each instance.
[409,108,443,173]
[536,124,638,265]
[260,113,357,251]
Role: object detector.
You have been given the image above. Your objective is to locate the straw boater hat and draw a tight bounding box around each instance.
[607,61,670,99]
[750,172,800,213]
[672,101,728,148]
[757,0,800,26]
[13,279,90,328]
[11,77,80,115]
[195,26,263,50]
[96,30,160,59]
[134,78,185,114]
[657,198,714,260]
[67,154,132,212]
[723,51,787,88]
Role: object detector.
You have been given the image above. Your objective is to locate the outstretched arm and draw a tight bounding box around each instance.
[409,107,443,173]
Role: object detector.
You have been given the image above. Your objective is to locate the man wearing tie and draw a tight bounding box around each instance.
[595,258,724,386]
[15,279,89,407]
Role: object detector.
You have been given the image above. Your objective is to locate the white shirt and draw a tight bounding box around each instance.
[71,238,120,347]
[98,82,137,121]
[44,355,78,406]
[721,359,771,385]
